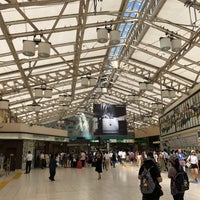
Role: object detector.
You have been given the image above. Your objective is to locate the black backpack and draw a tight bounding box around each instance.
[174,170,189,192]
[140,167,156,194]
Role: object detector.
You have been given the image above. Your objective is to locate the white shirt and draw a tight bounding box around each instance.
[104,153,110,160]
[80,152,86,160]
[26,153,33,161]
[121,151,126,159]
[187,155,198,164]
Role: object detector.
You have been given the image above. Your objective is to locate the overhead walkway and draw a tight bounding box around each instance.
[0,164,199,200]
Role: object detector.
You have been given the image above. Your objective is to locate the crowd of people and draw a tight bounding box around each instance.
[24,148,200,199]
[137,148,199,200]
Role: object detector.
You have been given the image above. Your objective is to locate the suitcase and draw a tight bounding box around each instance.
[77,161,82,168]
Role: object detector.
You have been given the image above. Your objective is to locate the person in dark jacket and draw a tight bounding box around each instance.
[49,154,57,181]
[95,150,103,180]
[138,151,163,200]
[168,157,185,200]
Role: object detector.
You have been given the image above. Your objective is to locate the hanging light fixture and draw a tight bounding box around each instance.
[59,105,68,111]
[43,88,52,98]
[96,87,102,93]
[38,42,51,58]
[152,102,163,110]
[101,87,108,93]
[95,87,107,94]
[90,78,97,86]
[171,38,182,52]
[128,94,139,102]
[110,30,120,45]
[160,35,181,52]
[139,82,153,91]
[23,34,51,58]
[161,89,176,98]
[59,94,72,103]
[81,77,89,87]
[34,83,52,98]
[34,88,43,98]
[0,98,9,110]
[23,40,36,56]
[159,37,171,51]
[27,102,41,112]
[81,75,97,87]
[97,28,108,43]
[59,95,71,108]
[97,26,120,45]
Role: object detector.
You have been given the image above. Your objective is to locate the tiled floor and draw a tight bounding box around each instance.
[0,164,199,200]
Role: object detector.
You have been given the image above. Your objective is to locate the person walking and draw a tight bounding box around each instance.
[40,152,45,169]
[111,152,117,168]
[25,151,33,174]
[104,151,110,171]
[186,150,199,183]
[80,151,86,167]
[177,149,186,171]
[49,154,57,181]
[94,150,103,180]
[168,157,185,200]
[138,151,163,200]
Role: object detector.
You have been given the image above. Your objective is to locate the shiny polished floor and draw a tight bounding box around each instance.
[0,164,199,200]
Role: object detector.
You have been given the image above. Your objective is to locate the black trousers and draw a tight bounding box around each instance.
[173,193,184,200]
[49,170,56,181]
[25,161,32,173]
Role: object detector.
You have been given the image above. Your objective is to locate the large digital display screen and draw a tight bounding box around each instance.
[93,103,127,136]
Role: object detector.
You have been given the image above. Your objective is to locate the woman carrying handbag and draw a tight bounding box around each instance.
[186,150,199,183]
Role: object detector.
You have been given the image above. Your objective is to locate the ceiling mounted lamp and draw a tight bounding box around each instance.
[159,37,171,51]
[23,34,51,58]
[97,26,120,45]
[0,98,9,110]
[90,78,97,86]
[81,76,97,87]
[97,28,108,43]
[27,102,41,112]
[171,38,182,52]
[151,102,163,110]
[59,105,68,111]
[161,89,176,98]
[96,87,107,93]
[38,42,51,58]
[101,87,108,93]
[96,87,102,93]
[139,82,153,91]
[127,94,139,101]
[59,94,72,103]
[23,40,36,56]
[159,36,181,52]
[34,83,52,98]
[110,30,120,45]
[43,88,52,98]
[81,77,89,87]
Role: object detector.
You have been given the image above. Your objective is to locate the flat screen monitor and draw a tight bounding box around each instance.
[93,103,127,136]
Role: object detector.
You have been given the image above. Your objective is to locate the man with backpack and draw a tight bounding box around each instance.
[138,151,163,200]
[168,157,189,200]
